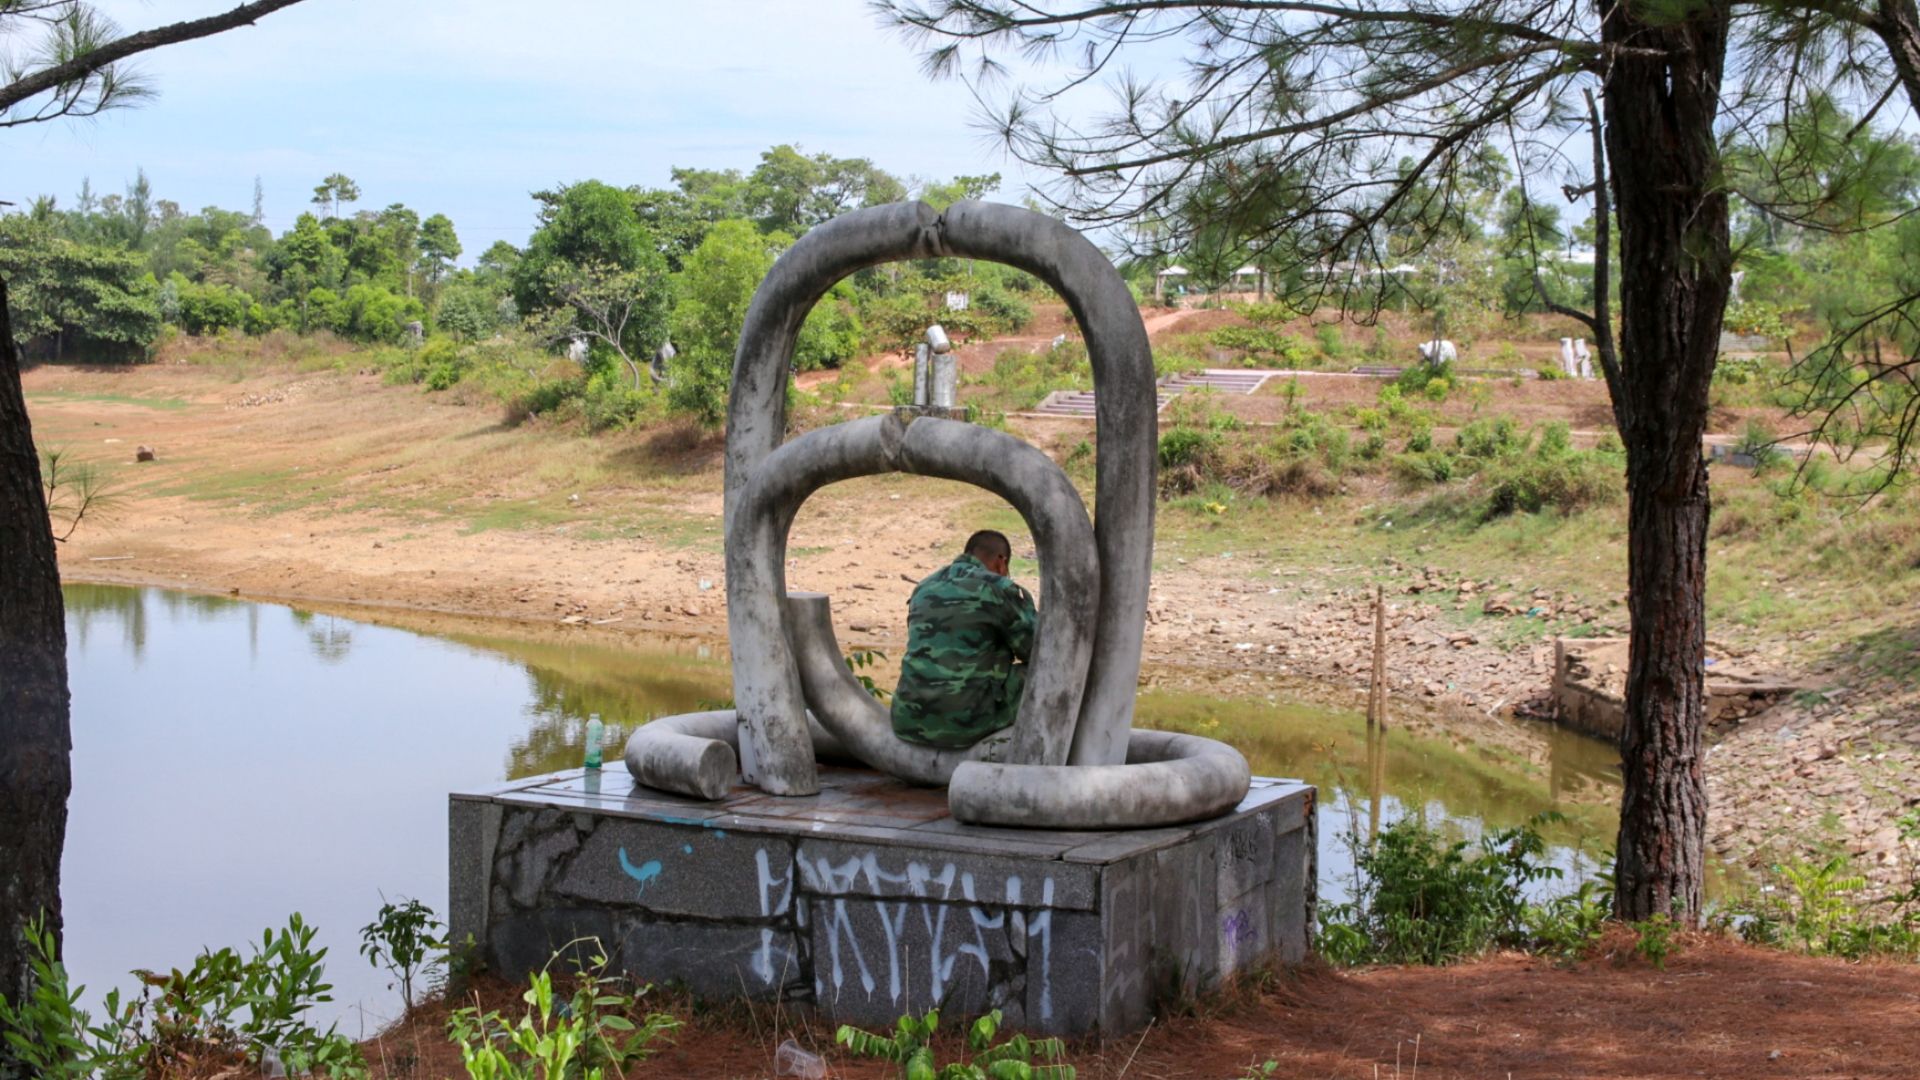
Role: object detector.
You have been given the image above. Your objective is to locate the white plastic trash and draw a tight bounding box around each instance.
[774,1037,827,1079]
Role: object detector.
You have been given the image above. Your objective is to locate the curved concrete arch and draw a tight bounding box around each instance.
[724,412,1099,791]
[725,201,1156,794]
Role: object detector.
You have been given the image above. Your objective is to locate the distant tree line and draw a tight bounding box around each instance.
[0,145,1041,427]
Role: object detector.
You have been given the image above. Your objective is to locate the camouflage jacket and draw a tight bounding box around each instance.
[890,554,1037,748]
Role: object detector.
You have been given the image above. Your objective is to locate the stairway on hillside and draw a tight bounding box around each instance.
[1028,368,1280,418]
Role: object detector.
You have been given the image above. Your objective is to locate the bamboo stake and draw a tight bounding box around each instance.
[1367,584,1389,731]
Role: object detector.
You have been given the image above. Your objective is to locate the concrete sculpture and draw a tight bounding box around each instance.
[624,201,1251,829]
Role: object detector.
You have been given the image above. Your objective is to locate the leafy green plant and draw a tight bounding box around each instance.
[1631,914,1676,968]
[1730,854,1919,958]
[1454,416,1523,460]
[127,914,364,1077]
[1524,879,1613,960]
[447,941,677,1080]
[1158,426,1221,471]
[0,917,131,1080]
[360,897,445,1012]
[835,1008,1075,1080]
[1395,357,1455,398]
[0,913,366,1078]
[1209,324,1313,366]
[1316,814,1574,966]
[847,648,892,701]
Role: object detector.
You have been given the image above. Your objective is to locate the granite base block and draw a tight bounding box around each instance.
[449,765,1314,1035]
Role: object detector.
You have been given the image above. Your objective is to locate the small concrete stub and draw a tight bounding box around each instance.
[450,765,1314,1035]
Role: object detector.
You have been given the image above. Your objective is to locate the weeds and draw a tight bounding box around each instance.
[360,898,446,1013]
[446,940,677,1080]
[1631,915,1676,968]
[847,648,892,701]
[1317,814,1597,966]
[0,912,366,1079]
[1726,852,1920,958]
[836,1008,1075,1079]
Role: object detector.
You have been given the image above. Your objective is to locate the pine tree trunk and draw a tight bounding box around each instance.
[1600,0,1731,922]
[1876,0,1920,122]
[0,276,73,1014]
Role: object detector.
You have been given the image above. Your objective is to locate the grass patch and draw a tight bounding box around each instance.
[28,389,191,411]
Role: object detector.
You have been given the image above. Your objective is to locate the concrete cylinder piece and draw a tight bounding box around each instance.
[924,323,952,355]
[912,343,930,406]
[931,352,958,408]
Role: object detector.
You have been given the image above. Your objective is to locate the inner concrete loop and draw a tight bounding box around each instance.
[731,413,1098,776]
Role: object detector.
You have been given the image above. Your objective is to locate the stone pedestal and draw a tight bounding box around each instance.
[450,766,1314,1035]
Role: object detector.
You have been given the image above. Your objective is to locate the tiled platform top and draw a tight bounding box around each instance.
[455,764,1311,866]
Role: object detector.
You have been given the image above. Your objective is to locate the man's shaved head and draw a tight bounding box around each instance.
[964,530,1012,563]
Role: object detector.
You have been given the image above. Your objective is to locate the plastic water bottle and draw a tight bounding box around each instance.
[584,715,604,771]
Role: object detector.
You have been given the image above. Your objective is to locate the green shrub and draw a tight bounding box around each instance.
[359,898,444,1012]
[1317,815,1570,966]
[1482,449,1622,517]
[1723,299,1792,342]
[1161,388,1240,432]
[836,1009,1075,1080]
[1233,300,1301,327]
[1394,449,1455,484]
[979,342,1091,409]
[1455,416,1524,459]
[1537,420,1574,457]
[447,943,678,1079]
[1726,852,1920,959]
[1395,358,1455,397]
[415,337,468,390]
[0,913,367,1079]
[1315,322,1348,359]
[1209,324,1314,366]
[581,371,659,430]
[1158,426,1221,471]
[511,378,582,422]
[1713,354,1767,386]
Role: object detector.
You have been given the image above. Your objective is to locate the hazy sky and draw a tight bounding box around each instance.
[7,1,1058,255]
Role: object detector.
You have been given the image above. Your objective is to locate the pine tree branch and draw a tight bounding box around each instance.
[0,0,305,116]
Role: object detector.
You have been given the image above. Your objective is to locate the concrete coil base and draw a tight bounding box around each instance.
[449,766,1315,1035]
[624,591,1254,827]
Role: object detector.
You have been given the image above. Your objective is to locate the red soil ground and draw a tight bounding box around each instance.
[364,933,1920,1079]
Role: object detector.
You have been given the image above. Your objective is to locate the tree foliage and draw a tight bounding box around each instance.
[670,219,781,425]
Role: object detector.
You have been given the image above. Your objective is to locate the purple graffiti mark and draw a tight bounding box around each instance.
[1222,909,1257,949]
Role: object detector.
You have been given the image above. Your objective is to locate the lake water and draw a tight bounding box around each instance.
[59,584,1619,1033]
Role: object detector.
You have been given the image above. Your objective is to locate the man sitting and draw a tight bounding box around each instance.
[891,529,1037,749]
